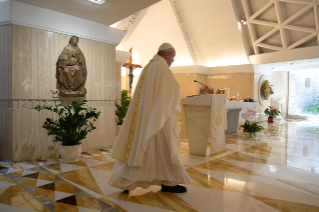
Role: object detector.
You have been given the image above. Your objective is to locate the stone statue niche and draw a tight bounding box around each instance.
[56,36,87,97]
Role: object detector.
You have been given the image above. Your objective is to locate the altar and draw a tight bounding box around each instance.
[225,102,256,133]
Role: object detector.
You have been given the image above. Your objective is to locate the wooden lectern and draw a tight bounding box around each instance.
[181,94,226,156]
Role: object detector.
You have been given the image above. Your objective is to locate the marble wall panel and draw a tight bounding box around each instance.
[12,105,116,162]
[174,74,200,98]
[0,24,12,99]
[206,73,254,99]
[11,24,116,100]
[0,110,13,161]
[115,63,122,101]
[7,25,119,161]
[0,24,13,161]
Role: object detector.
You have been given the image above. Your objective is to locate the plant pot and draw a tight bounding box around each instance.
[244,132,257,138]
[116,125,122,134]
[60,144,82,163]
[268,117,274,123]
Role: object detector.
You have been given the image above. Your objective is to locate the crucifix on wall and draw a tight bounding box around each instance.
[122,48,142,96]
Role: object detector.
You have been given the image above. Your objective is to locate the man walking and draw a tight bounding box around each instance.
[108,43,191,193]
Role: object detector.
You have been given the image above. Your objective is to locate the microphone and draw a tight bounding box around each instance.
[194,80,213,93]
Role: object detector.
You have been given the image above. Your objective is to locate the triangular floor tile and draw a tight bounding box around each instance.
[40,167,55,174]
[55,176,71,185]
[42,163,61,173]
[0,181,15,189]
[98,199,113,211]
[20,184,36,196]
[7,170,24,176]
[0,185,45,211]
[24,172,40,179]
[7,175,21,183]
[84,159,108,168]
[0,167,9,174]
[26,166,41,172]
[6,168,23,174]
[78,206,101,212]
[60,163,85,173]
[74,186,96,198]
[55,191,74,201]
[35,198,55,212]
[36,179,54,187]
[56,194,77,206]
[54,202,78,212]
[22,170,39,177]
[0,174,16,183]
[25,163,39,170]
[38,182,55,191]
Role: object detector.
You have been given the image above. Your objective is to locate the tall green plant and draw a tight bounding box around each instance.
[305,102,319,115]
[115,89,131,125]
[34,90,101,146]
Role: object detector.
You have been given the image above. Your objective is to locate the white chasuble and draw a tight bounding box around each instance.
[210,95,226,154]
[109,55,191,190]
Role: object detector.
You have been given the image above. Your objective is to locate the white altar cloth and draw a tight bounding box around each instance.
[226,102,256,124]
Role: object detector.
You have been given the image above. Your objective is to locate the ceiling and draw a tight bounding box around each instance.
[242,0,319,54]
[113,0,251,67]
[15,0,161,26]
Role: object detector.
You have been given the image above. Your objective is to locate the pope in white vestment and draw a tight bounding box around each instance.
[108,43,192,193]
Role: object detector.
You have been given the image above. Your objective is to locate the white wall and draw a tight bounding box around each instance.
[271,72,289,118]
[116,0,194,67]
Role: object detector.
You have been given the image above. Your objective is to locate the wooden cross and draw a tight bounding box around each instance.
[122,48,142,96]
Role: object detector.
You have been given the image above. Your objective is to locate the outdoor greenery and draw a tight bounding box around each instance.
[240,120,265,137]
[304,102,319,115]
[115,89,131,125]
[264,106,280,118]
[34,90,101,146]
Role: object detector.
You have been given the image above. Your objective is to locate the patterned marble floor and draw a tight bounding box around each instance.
[1,119,319,212]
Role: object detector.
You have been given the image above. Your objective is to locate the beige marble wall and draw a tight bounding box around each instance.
[174,74,206,121]
[174,74,206,98]
[115,63,123,101]
[206,73,254,99]
[0,24,13,161]
[0,24,119,161]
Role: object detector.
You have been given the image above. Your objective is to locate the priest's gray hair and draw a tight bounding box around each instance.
[157,48,174,57]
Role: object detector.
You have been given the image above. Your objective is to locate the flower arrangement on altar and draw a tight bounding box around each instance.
[243,96,255,102]
[240,109,265,138]
[264,106,280,123]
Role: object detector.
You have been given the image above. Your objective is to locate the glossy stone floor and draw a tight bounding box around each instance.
[1,119,319,212]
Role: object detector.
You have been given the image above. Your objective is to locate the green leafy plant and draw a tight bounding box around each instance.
[240,120,265,137]
[243,96,255,102]
[304,102,319,115]
[115,89,131,125]
[34,90,101,146]
[264,106,280,118]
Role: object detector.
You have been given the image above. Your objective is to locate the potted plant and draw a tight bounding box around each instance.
[243,96,255,102]
[34,90,101,162]
[115,89,131,133]
[240,109,265,138]
[264,106,280,123]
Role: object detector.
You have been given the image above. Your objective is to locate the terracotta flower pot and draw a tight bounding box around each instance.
[268,117,274,123]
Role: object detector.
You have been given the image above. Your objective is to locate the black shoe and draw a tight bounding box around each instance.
[161,184,187,193]
[123,190,129,193]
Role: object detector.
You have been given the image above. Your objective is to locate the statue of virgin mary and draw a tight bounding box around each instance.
[56,36,87,96]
